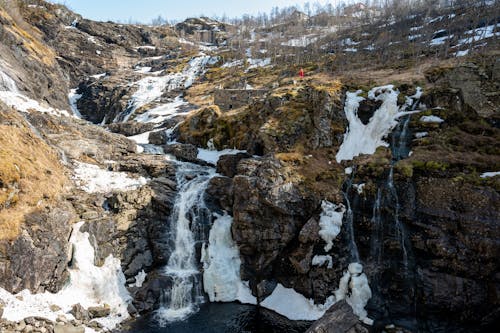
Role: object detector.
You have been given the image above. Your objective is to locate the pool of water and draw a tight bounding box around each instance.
[120,302,311,333]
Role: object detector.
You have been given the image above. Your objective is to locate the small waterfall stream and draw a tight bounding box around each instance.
[156,163,215,324]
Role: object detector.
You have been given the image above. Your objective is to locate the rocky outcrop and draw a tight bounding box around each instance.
[306,301,368,333]
[177,86,345,154]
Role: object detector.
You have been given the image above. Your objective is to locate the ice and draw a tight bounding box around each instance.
[318,201,346,252]
[118,54,212,122]
[130,270,147,288]
[246,58,271,71]
[454,50,469,57]
[336,85,403,163]
[201,214,256,304]
[312,255,333,269]
[260,284,335,321]
[458,24,500,45]
[0,222,131,331]
[197,148,247,164]
[353,183,365,194]
[420,115,444,123]
[480,171,500,178]
[334,263,372,322]
[282,35,319,47]
[345,167,353,175]
[221,60,244,68]
[90,73,107,79]
[128,131,151,145]
[72,161,148,193]
[134,96,189,124]
[415,131,428,138]
[430,34,454,46]
[68,89,82,118]
[0,91,71,117]
[343,48,358,52]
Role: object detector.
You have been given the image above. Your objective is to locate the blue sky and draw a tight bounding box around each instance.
[48,0,344,23]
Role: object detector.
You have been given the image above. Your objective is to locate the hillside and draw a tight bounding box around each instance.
[0,1,499,333]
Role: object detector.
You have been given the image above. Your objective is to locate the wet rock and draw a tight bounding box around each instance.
[164,143,198,163]
[107,122,155,137]
[148,130,168,145]
[206,176,233,213]
[306,300,368,333]
[131,271,173,313]
[216,153,251,178]
[299,218,321,244]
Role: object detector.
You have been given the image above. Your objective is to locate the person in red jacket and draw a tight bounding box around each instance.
[299,68,305,79]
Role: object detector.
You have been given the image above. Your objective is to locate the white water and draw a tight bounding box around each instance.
[156,163,215,324]
[117,54,213,123]
[0,69,19,93]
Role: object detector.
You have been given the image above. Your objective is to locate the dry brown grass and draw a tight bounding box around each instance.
[0,108,67,240]
[0,7,56,66]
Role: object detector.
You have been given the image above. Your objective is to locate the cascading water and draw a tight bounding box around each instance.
[155,162,215,324]
[342,189,360,263]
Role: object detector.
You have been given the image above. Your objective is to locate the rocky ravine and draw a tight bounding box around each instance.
[0,1,499,333]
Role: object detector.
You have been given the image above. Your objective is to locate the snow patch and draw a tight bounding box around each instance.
[0,222,131,331]
[420,115,444,123]
[312,255,333,269]
[197,148,247,164]
[72,161,148,193]
[318,201,346,252]
[260,284,335,321]
[480,171,500,178]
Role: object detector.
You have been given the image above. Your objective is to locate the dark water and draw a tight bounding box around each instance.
[120,302,311,333]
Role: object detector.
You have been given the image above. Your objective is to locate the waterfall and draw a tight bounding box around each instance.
[0,69,19,93]
[155,162,215,324]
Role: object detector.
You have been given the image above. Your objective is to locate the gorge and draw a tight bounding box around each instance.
[0,1,499,333]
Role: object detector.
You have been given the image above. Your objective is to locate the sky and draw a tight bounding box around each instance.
[48,0,347,23]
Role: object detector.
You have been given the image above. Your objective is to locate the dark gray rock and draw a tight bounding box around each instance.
[148,130,168,145]
[108,122,155,136]
[306,300,368,333]
[0,204,74,293]
[88,305,110,318]
[216,153,251,178]
[164,143,199,163]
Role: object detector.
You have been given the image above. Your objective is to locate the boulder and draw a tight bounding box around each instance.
[306,300,368,333]
[54,324,85,333]
[216,152,251,178]
[70,304,90,322]
[88,305,111,318]
[107,122,155,137]
[164,143,199,163]
[148,130,168,145]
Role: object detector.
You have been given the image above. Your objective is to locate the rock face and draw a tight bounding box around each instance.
[306,301,368,333]
[177,86,346,155]
[0,204,74,293]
